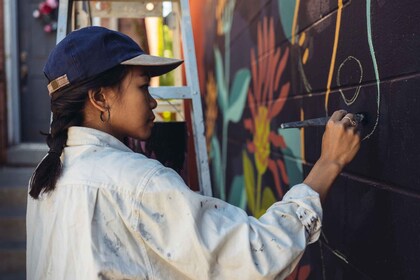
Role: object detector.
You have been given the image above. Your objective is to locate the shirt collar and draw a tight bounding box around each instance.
[66,126,132,153]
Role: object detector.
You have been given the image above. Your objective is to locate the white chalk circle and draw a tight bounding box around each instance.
[337,56,363,106]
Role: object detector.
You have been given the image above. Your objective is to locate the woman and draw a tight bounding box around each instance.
[27,26,361,279]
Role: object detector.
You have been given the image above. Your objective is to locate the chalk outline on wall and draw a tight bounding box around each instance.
[324,0,380,140]
[336,56,363,105]
[365,0,380,140]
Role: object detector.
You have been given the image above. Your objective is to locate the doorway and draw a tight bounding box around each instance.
[18,0,56,142]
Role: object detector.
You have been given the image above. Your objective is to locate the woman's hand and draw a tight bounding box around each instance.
[304,110,361,203]
[320,110,361,170]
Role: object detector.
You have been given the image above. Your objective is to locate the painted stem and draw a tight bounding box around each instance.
[225,30,231,90]
[256,172,262,215]
[221,30,231,201]
[220,119,228,200]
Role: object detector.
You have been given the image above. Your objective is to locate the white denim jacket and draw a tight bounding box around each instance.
[26,126,322,280]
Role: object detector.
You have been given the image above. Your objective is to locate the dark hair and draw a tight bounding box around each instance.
[29,65,130,199]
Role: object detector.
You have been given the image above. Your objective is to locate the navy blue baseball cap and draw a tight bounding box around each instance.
[44,26,183,95]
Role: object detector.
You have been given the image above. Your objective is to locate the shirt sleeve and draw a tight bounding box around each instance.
[133,166,322,280]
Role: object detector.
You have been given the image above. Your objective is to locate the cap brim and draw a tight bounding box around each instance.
[121,54,183,77]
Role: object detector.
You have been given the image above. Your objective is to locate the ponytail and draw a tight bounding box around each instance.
[29,149,63,199]
[29,65,129,199]
[29,95,85,199]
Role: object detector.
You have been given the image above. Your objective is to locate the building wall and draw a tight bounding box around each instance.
[191,0,420,278]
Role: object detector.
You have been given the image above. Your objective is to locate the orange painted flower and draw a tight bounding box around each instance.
[215,0,235,35]
[205,72,218,153]
[244,17,291,197]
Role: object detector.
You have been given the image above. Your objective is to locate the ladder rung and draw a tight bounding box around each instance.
[149,86,193,100]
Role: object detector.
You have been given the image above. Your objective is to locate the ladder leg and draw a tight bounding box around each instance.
[180,0,213,197]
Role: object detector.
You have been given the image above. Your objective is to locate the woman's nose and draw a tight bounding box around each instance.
[150,95,158,109]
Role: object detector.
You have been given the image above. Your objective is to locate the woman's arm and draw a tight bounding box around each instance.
[304,110,361,203]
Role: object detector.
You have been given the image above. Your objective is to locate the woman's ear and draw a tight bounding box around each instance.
[87,89,109,112]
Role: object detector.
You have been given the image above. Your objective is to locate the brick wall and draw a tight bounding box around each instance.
[191,0,420,278]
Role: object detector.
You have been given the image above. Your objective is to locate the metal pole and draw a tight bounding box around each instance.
[179,0,212,197]
[56,0,72,43]
[4,0,20,144]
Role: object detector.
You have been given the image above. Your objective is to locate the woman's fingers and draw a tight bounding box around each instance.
[320,110,362,169]
[329,109,347,122]
[340,113,359,129]
[329,111,359,129]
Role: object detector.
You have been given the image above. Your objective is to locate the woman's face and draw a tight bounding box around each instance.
[107,67,157,141]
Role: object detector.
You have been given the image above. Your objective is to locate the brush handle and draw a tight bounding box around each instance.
[279,113,365,129]
[280,117,329,129]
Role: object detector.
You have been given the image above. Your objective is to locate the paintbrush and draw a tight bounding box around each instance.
[279,113,366,129]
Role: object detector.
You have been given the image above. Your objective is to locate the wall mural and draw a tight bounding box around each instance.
[192,0,420,278]
[243,17,291,217]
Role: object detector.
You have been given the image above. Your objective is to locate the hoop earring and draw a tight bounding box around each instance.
[100,108,110,123]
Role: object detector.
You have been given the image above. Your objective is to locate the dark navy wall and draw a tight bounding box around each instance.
[192,0,420,278]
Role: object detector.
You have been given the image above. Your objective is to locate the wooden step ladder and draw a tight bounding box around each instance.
[56,0,212,196]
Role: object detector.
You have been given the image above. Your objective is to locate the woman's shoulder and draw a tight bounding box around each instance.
[61,145,165,193]
[96,145,164,174]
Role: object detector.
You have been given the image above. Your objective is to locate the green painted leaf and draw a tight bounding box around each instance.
[242,150,255,213]
[228,175,247,209]
[278,0,297,42]
[214,47,228,112]
[211,136,224,199]
[277,128,303,187]
[261,187,276,212]
[226,68,251,123]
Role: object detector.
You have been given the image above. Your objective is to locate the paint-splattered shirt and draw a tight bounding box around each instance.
[26,126,322,280]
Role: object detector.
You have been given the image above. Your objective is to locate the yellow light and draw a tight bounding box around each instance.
[162,111,172,121]
[146,2,155,11]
